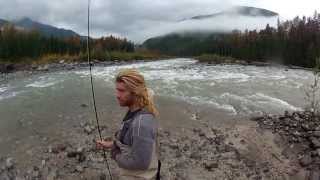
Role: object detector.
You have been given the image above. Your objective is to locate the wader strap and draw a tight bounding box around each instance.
[156,160,161,180]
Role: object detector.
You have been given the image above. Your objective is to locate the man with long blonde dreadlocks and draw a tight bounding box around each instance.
[96,69,161,180]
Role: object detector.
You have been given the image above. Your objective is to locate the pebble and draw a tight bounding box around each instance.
[5,157,14,170]
[203,161,219,171]
[299,155,313,167]
[75,165,84,173]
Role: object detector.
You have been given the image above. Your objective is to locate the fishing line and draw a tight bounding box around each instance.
[87,0,113,179]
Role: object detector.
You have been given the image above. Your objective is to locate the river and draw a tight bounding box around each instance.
[0,58,315,155]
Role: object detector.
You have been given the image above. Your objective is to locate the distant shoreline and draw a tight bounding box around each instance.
[195,54,314,71]
[0,58,169,75]
[1,55,315,76]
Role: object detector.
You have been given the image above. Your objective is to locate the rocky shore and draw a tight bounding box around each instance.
[0,59,156,85]
[252,111,320,179]
[2,106,317,179]
[0,59,157,75]
[0,120,283,180]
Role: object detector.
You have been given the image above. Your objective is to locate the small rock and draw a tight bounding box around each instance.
[203,161,218,171]
[67,66,75,70]
[84,125,93,134]
[311,137,320,148]
[199,132,206,137]
[46,169,58,180]
[5,157,14,170]
[77,147,84,153]
[67,148,86,162]
[33,166,39,171]
[263,168,270,173]
[302,124,311,131]
[48,146,52,153]
[75,165,84,173]
[284,111,290,117]
[191,112,200,121]
[41,160,46,167]
[80,122,86,127]
[244,159,256,168]
[97,157,104,163]
[15,176,25,180]
[52,144,67,153]
[251,116,264,121]
[0,172,10,180]
[77,154,86,162]
[37,65,49,71]
[300,155,313,167]
[175,150,182,158]
[240,139,246,144]
[221,151,236,159]
[99,173,107,180]
[190,152,201,160]
[80,104,88,108]
[67,151,78,158]
[33,171,40,178]
[32,167,40,178]
[309,170,320,180]
[168,144,179,150]
[192,128,201,134]
[313,131,320,137]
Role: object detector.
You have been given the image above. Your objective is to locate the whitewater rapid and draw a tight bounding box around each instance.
[0,58,314,116]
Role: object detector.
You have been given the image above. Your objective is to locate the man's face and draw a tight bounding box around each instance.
[115,82,134,107]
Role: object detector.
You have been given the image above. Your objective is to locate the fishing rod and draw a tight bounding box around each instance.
[87,0,113,179]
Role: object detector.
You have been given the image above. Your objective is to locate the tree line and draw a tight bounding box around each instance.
[0,24,134,62]
[144,11,320,68]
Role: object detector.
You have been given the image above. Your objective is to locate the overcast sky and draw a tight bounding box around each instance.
[0,0,319,43]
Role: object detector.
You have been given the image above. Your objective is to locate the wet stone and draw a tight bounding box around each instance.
[80,104,88,108]
[203,161,219,171]
[5,157,14,170]
[300,155,313,167]
[313,131,320,137]
[311,137,320,148]
[189,152,201,160]
[75,165,84,173]
[51,144,67,154]
[46,169,58,180]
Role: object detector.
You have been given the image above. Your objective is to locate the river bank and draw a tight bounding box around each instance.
[0,93,317,180]
[195,54,314,71]
[0,59,160,74]
[0,54,315,77]
[0,58,317,179]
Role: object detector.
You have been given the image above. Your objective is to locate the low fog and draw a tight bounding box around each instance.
[0,0,318,43]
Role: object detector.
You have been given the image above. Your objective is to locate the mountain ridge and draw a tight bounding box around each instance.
[0,17,80,38]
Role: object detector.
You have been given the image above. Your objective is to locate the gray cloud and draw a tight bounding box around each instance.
[0,0,318,43]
